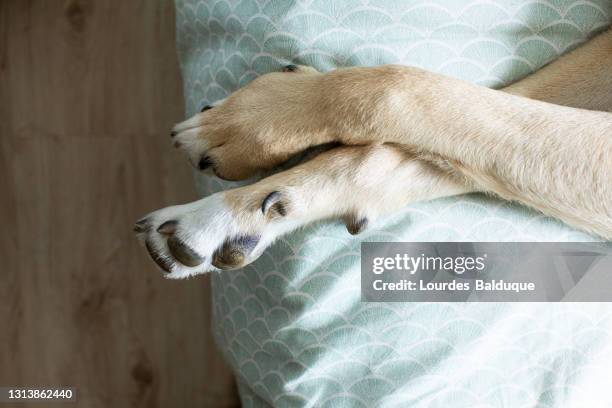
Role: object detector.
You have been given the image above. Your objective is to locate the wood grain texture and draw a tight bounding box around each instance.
[0,0,238,406]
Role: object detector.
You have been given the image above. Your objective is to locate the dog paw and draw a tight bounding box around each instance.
[134,190,293,278]
[169,65,327,181]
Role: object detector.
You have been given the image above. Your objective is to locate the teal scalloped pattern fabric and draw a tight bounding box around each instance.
[174,1,611,407]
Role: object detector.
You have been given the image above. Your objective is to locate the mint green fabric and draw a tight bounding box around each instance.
[175,1,612,407]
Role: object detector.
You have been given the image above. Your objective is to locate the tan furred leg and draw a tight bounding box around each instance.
[225,145,472,231]
[229,28,612,239]
[317,30,612,239]
[231,27,612,238]
[504,28,612,112]
[231,31,612,236]
[170,30,611,241]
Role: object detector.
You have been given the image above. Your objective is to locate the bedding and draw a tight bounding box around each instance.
[174,1,612,406]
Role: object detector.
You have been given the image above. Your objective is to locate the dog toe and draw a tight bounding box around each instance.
[211,235,260,270]
[145,240,173,273]
[167,236,205,267]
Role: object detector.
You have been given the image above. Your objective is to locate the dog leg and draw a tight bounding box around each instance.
[173,49,612,238]
[504,28,612,112]
[135,145,471,277]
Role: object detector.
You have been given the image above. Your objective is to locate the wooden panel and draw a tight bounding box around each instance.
[0,0,238,406]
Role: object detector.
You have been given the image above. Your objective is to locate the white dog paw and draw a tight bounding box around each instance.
[134,190,292,278]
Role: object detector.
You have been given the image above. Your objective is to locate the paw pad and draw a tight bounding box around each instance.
[212,235,260,270]
[167,236,205,267]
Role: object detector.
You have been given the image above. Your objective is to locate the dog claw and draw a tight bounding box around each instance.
[198,156,213,171]
[345,215,369,235]
[133,217,150,233]
[262,191,287,217]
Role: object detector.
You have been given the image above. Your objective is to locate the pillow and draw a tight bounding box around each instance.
[175,1,612,406]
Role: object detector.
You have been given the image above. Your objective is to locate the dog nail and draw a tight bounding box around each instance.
[133,224,147,233]
[262,191,281,214]
[133,224,148,233]
[262,191,287,217]
[200,105,212,112]
[346,216,369,235]
[167,236,205,267]
[170,131,177,137]
[134,217,151,233]
[133,217,150,233]
[283,64,298,72]
[157,220,178,236]
[198,156,213,170]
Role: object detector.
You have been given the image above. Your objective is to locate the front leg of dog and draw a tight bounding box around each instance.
[233,145,470,235]
[135,145,470,277]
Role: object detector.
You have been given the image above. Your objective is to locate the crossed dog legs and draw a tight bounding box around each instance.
[134,145,471,277]
[136,29,612,278]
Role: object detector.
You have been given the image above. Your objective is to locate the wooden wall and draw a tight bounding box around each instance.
[0,1,237,406]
